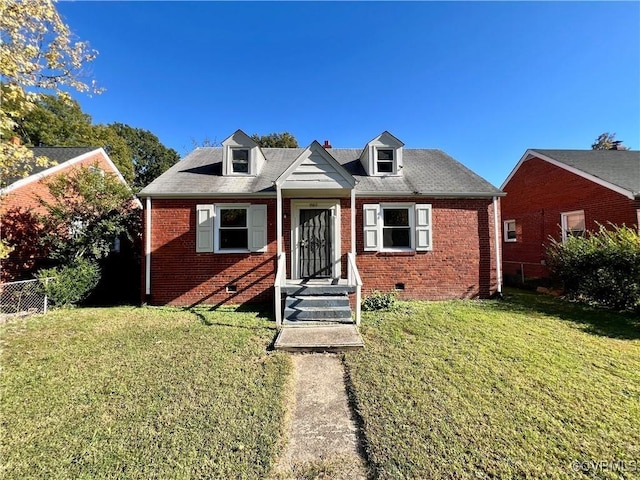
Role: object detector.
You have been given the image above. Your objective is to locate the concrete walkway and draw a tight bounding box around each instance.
[274,353,368,479]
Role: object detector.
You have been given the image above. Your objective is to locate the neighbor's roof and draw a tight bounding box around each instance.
[503,149,640,199]
[139,147,502,197]
[2,147,97,187]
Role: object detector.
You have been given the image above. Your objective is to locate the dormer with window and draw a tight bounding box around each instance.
[359,131,404,176]
[221,129,266,176]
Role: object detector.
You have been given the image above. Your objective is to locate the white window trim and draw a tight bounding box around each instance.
[230,148,251,175]
[380,203,414,251]
[374,148,396,176]
[503,219,517,242]
[561,210,585,243]
[214,204,251,253]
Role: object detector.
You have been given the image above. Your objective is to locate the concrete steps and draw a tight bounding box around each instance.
[283,294,352,326]
[274,325,365,352]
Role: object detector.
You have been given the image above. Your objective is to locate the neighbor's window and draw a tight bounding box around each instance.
[561,210,585,242]
[382,206,412,249]
[504,220,517,242]
[218,207,248,250]
[376,149,394,174]
[232,149,249,173]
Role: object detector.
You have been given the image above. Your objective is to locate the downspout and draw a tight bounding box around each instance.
[351,188,356,255]
[276,185,282,255]
[145,197,151,296]
[492,196,503,295]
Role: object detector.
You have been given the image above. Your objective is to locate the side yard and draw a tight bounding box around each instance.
[344,290,640,479]
[0,307,291,479]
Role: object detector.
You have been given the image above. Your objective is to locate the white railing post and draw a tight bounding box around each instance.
[274,252,286,328]
[347,252,363,326]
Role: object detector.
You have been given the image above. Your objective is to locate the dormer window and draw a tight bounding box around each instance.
[232,149,249,173]
[221,129,266,176]
[376,149,394,174]
[360,131,404,177]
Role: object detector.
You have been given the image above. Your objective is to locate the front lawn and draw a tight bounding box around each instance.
[344,290,640,479]
[0,307,291,479]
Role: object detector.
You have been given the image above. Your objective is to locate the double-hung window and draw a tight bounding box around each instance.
[503,220,516,242]
[382,207,412,249]
[363,203,432,252]
[376,149,394,174]
[231,149,249,174]
[196,204,267,253]
[561,210,585,242]
[218,207,248,250]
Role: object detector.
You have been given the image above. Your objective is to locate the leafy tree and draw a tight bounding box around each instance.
[1,0,100,259]
[17,94,93,147]
[250,132,298,148]
[38,165,139,264]
[0,0,100,186]
[15,95,135,183]
[108,123,180,189]
[591,132,628,150]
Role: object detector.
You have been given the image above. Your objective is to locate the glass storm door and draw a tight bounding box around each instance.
[299,209,332,278]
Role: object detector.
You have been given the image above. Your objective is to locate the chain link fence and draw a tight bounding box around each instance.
[0,278,51,319]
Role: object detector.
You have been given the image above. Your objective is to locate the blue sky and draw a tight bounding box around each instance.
[58,1,639,188]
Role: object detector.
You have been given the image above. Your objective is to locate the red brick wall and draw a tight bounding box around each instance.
[501,157,639,280]
[356,197,498,300]
[146,196,499,306]
[1,151,122,281]
[1,152,117,215]
[147,198,277,306]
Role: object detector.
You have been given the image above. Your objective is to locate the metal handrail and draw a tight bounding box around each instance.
[347,252,362,326]
[274,253,286,327]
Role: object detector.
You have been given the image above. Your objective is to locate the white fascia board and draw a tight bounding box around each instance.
[2,148,103,194]
[500,150,533,191]
[356,191,505,198]
[136,192,277,199]
[501,149,635,200]
[0,147,142,208]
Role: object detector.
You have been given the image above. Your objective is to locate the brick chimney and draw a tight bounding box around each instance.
[323,140,332,149]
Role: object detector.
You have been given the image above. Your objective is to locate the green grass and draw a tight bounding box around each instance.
[0,306,291,479]
[344,290,640,479]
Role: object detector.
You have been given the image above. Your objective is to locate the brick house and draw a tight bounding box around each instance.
[0,147,134,282]
[139,130,504,324]
[500,149,640,282]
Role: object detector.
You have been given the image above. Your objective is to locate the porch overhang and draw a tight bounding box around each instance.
[275,140,356,190]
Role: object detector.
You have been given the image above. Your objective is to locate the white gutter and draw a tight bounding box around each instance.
[493,196,503,295]
[145,197,151,296]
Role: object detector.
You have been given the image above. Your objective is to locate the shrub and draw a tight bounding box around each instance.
[546,224,640,311]
[362,290,397,311]
[38,258,101,307]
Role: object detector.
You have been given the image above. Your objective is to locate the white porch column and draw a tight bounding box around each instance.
[145,197,151,296]
[276,186,283,255]
[351,188,356,255]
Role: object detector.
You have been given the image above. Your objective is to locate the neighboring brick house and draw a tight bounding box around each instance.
[139,129,504,322]
[0,147,133,281]
[500,149,640,282]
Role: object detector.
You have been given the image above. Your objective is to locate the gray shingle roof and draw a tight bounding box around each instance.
[139,147,502,197]
[531,149,640,197]
[3,147,97,187]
